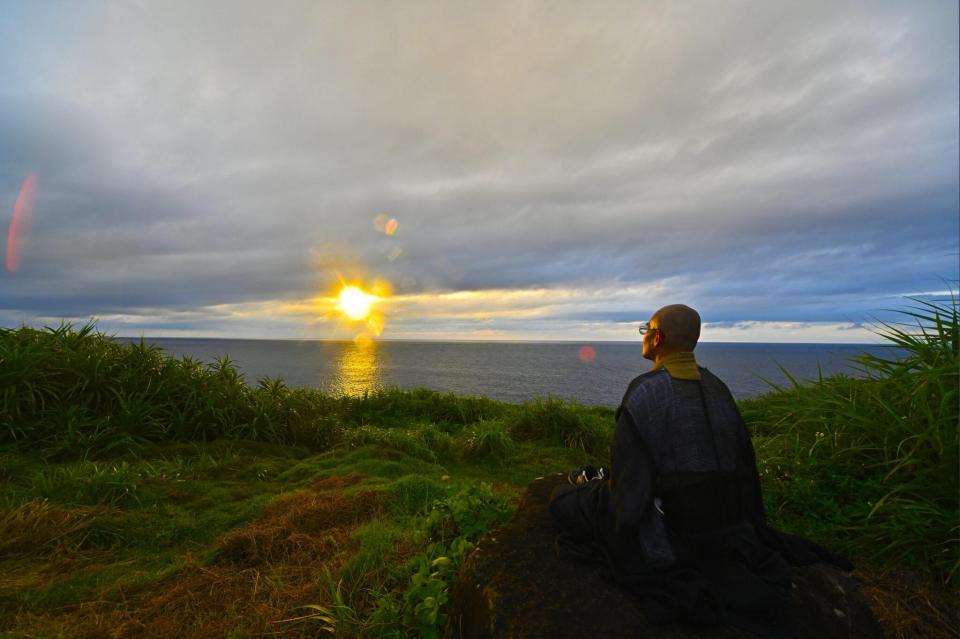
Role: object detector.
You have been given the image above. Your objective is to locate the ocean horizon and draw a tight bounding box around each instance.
[115,337,897,406]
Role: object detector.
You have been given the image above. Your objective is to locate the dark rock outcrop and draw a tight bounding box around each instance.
[446,474,882,639]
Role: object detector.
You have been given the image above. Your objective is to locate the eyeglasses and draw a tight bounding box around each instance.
[638,323,660,336]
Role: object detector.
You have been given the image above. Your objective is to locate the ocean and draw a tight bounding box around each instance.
[117,338,896,407]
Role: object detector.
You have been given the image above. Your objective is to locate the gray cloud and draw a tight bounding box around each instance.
[0,0,956,338]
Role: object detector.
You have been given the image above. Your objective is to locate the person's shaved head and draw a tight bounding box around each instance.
[652,304,701,351]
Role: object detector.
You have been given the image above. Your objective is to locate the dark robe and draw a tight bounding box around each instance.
[549,366,851,635]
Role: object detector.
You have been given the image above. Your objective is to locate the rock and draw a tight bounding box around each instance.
[446,474,882,639]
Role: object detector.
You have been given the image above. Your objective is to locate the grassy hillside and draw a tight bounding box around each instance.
[0,297,956,638]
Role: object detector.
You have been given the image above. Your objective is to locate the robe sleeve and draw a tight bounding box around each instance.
[610,406,655,532]
[610,401,675,568]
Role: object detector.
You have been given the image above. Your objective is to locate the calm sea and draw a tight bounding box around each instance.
[117,338,896,407]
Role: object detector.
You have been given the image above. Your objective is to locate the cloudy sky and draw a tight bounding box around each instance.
[1,1,957,342]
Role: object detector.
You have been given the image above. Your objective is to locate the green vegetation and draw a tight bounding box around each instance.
[741,295,959,583]
[0,295,956,637]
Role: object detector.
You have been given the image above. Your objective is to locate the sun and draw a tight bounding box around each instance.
[337,285,376,321]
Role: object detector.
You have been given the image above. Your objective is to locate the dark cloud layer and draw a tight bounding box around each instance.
[0,1,956,339]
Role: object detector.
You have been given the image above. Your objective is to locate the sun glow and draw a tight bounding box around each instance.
[337,285,377,321]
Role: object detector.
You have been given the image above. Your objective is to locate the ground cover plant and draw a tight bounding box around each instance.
[0,295,956,637]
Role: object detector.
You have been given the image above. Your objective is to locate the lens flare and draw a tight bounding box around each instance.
[365,313,385,336]
[337,285,377,321]
[384,218,399,236]
[6,174,38,273]
[578,345,596,363]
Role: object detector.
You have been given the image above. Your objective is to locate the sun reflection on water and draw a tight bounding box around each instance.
[330,338,382,396]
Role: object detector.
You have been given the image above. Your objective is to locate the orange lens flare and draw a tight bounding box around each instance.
[6,174,37,273]
[578,346,596,363]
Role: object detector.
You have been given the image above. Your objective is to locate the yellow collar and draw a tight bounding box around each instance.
[652,351,701,380]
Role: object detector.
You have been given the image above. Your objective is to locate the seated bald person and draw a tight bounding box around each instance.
[549,304,850,632]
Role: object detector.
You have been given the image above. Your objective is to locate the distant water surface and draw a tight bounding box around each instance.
[117,338,896,406]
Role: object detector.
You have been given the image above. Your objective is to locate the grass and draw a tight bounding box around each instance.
[740,294,959,582]
[0,295,956,637]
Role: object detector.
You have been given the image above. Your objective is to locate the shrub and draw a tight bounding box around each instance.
[424,480,513,544]
[344,425,440,463]
[742,294,959,582]
[507,397,613,454]
[387,474,447,516]
[0,324,346,457]
[453,419,515,463]
[338,387,504,430]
